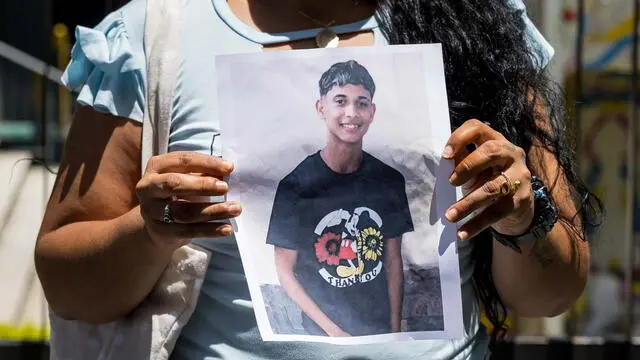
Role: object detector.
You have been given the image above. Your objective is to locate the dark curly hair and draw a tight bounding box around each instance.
[371,0,604,347]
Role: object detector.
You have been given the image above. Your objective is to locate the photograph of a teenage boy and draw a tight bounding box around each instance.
[266,60,415,337]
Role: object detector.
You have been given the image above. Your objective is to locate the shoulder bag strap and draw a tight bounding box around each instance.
[141,0,182,171]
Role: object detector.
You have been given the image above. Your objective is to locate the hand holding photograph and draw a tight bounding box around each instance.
[216,44,464,345]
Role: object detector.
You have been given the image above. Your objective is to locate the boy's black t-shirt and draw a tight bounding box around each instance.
[266,151,414,336]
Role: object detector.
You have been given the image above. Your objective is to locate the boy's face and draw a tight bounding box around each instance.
[316,84,376,145]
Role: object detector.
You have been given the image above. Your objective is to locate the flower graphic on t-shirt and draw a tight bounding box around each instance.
[315,232,342,265]
[358,227,384,261]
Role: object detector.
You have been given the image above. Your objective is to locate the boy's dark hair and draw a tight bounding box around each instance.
[318,60,376,98]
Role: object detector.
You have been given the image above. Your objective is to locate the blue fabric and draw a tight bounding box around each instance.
[60,0,553,359]
[62,6,146,121]
[507,0,555,68]
[210,0,379,45]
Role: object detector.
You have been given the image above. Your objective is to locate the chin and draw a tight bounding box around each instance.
[329,131,365,145]
[338,133,364,143]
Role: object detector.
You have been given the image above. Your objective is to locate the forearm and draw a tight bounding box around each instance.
[35,206,175,324]
[491,221,589,317]
[278,271,341,334]
[385,237,404,332]
[387,265,404,332]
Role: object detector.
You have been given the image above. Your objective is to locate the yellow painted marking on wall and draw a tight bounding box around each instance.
[589,17,636,42]
[0,324,50,341]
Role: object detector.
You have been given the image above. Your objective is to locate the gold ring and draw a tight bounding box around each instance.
[499,172,521,196]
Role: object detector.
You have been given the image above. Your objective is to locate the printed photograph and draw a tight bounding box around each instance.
[216,45,463,344]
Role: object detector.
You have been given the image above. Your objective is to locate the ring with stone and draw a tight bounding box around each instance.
[499,172,521,196]
[162,202,174,224]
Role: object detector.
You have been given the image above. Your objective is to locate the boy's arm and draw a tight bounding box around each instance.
[274,247,351,337]
[385,237,404,332]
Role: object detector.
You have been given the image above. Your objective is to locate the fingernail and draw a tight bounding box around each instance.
[221,224,234,236]
[221,159,234,171]
[228,203,242,215]
[457,231,469,241]
[216,181,229,191]
[442,145,454,159]
[445,208,458,222]
[449,172,458,184]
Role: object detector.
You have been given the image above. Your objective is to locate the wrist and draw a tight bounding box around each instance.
[391,319,401,332]
[322,325,336,336]
[491,176,558,253]
[490,210,535,237]
[117,207,178,256]
[321,321,342,335]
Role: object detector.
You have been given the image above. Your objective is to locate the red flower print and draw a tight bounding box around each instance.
[315,232,342,266]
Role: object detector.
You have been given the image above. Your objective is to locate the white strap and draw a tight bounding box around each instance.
[139,2,214,358]
[141,0,182,171]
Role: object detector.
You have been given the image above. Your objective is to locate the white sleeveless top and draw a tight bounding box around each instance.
[61,0,553,358]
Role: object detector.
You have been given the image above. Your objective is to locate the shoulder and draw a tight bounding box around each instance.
[118,0,147,54]
[61,0,148,122]
[363,152,405,182]
[507,0,555,68]
[277,154,317,189]
[69,0,148,79]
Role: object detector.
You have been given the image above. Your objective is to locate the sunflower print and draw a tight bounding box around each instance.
[357,227,384,261]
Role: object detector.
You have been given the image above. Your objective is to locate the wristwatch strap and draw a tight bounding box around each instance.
[490,176,558,253]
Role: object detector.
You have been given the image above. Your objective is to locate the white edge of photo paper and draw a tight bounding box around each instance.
[215,44,465,345]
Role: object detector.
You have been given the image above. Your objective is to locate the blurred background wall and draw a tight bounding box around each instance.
[0,0,128,351]
[0,0,638,359]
